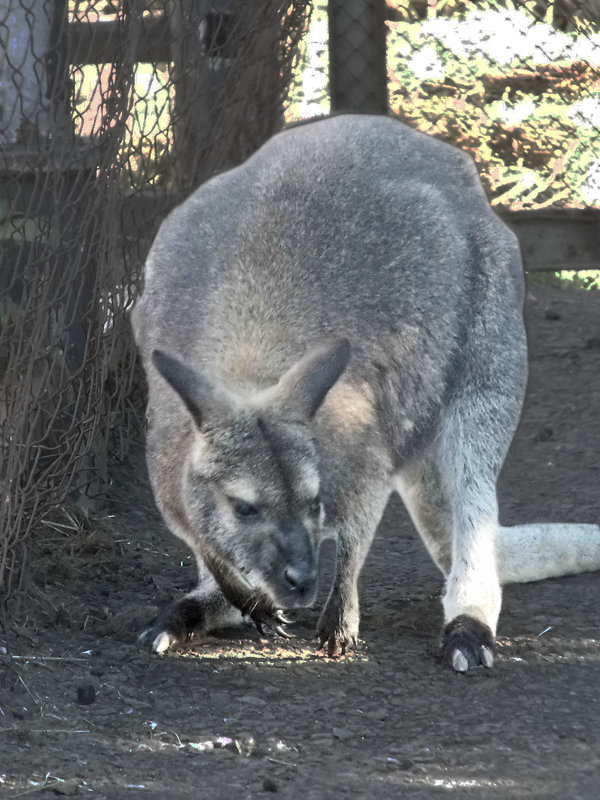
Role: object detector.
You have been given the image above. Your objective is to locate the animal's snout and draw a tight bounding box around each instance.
[275,521,319,605]
[283,562,318,594]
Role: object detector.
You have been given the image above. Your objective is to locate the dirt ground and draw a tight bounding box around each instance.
[1,284,599,799]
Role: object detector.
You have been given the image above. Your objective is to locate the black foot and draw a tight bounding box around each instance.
[139,597,206,653]
[439,615,495,673]
[240,593,292,638]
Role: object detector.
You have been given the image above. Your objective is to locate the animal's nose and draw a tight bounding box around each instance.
[283,563,318,594]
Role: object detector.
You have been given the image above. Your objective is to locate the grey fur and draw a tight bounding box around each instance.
[132,114,600,671]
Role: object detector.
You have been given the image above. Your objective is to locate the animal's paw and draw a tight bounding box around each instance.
[241,594,292,638]
[139,597,207,654]
[316,600,359,657]
[439,615,495,673]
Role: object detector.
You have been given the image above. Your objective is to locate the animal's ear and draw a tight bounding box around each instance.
[151,350,234,429]
[273,338,351,420]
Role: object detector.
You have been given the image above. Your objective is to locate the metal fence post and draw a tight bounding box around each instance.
[328,0,388,114]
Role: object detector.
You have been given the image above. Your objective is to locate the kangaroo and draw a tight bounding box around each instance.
[132,114,600,672]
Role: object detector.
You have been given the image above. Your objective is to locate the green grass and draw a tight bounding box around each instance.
[531,269,600,290]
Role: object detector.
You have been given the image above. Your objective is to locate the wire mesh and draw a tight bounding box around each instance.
[290,1,600,209]
[0,0,311,613]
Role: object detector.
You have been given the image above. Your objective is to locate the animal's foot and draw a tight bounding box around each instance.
[439,615,495,673]
[139,597,208,653]
[316,600,359,657]
[241,594,292,638]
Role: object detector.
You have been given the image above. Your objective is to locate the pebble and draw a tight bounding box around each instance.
[53,779,80,795]
[262,777,278,792]
[332,727,353,741]
[239,695,266,706]
[367,707,388,721]
[310,734,334,746]
[76,682,96,705]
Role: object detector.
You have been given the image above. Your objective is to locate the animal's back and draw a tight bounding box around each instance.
[134,114,523,396]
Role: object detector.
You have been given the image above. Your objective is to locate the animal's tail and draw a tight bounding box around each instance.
[496,523,600,585]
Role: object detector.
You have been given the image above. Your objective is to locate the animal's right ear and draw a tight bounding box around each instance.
[151,350,235,429]
[272,338,351,420]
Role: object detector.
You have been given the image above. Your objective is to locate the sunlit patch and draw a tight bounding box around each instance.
[140,726,298,761]
[404,774,520,790]
[176,641,368,665]
[496,635,600,665]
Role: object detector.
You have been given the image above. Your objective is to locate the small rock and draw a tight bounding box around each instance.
[239,695,266,706]
[76,682,96,705]
[332,726,353,741]
[545,309,561,320]
[310,733,334,747]
[53,779,80,795]
[533,426,553,443]
[262,776,278,793]
[12,706,35,720]
[367,707,388,721]
[228,735,258,757]
[55,606,71,626]
[585,337,600,349]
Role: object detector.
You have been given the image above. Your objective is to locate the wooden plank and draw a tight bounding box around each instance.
[68,16,171,65]
[118,196,600,272]
[501,209,600,271]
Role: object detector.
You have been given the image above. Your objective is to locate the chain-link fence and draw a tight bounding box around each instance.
[315,1,600,213]
[0,0,310,614]
[2,0,599,615]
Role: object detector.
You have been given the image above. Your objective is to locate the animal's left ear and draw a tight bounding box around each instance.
[151,349,237,429]
[272,338,351,420]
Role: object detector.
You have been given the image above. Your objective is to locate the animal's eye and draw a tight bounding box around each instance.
[233,499,260,520]
[309,496,321,515]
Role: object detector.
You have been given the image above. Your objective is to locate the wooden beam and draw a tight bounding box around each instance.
[118,197,600,273]
[68,16,171,65]
[501,209,600,271]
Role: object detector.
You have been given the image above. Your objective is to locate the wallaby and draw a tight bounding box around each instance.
[132,114,600,672]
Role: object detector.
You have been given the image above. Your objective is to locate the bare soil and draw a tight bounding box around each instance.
[1,284,600,799]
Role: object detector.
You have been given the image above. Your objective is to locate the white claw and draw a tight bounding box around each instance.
[452,649,469,673]
[152,631,172,654]
[138,628,151,644]
[481,646,494,669]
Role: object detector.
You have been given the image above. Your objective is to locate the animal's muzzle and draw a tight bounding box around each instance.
[276,521,319,606]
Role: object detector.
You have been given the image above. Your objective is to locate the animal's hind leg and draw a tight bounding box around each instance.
[396,446,497,672]
[434,381,526,672]
[398,379,525,671]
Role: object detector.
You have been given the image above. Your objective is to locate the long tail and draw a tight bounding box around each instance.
[496,523,600,585]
